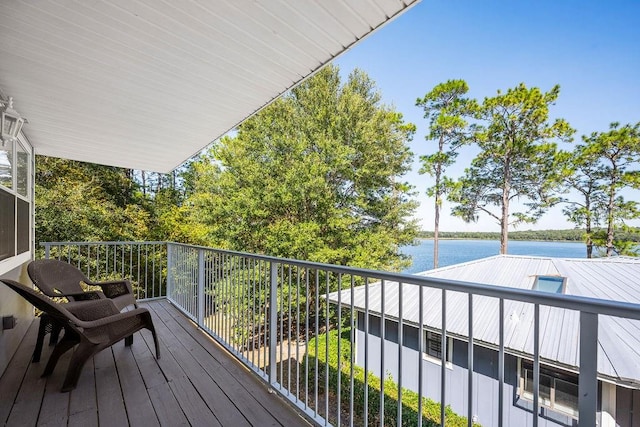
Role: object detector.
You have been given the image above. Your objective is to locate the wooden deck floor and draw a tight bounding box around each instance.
[0,299,310,427]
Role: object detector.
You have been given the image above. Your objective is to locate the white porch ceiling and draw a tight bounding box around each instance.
[0,0,418,173]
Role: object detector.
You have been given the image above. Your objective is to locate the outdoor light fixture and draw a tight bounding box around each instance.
[0,97,25,146]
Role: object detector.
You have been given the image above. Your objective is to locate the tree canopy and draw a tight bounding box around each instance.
[417,79,472,268]
[181,65,419,271]
[574,122,640,256]
[449,83,574,254]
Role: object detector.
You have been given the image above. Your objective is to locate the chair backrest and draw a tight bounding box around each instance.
[27,259,89,297]
[0,279,76,328]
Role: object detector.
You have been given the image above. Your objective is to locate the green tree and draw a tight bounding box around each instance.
[35,157,150,244]
[581,122,640,256]
[417,79,472,268]
[558,146,606,258]
[449,83,574,254]
[184,65,419,270]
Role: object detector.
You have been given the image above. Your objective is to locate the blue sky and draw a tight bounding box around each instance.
[335,0,640,232]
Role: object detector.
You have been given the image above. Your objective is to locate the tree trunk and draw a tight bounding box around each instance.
[500,159,511,254]
[585,199,593,258]
[606,186,615,257]
[141,170,147,197]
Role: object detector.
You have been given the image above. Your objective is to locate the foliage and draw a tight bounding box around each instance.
[578,122,640,256]
[417,79,473,268]
[557,145,607,257]
[305,328,477,427]
[182,65,419,272]
[449,83,574,254]
[35,157,150,244]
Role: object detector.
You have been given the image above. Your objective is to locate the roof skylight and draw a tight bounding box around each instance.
[533,276,566,294]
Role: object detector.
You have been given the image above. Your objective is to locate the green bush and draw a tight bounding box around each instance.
[305,329,479,426]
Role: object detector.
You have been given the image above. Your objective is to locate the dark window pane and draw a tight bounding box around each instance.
[426,331,442,358]
[403,325,419,351]
[555,378,578,413]
[0,189,15,261]
[17,198,29,254]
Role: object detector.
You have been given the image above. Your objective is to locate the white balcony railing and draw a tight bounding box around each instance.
[41,241,640,427]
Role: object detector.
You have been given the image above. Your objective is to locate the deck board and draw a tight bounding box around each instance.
[0,300,310,427]
[94,349,128,427]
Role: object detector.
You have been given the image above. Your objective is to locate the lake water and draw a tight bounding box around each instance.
[401,239,587,274]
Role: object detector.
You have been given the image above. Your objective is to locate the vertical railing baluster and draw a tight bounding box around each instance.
[380,279,386,426]
[349,275,355,427]
[579,311,598,426]
[323,271,329,421]
[263,260,268,376]
[166,244,173,299]
[498,298,504,427]
[288,265,292,395]
[269,262,279,384]
[418,283,423,427]
[197,249,205,327]
[305,267,309,409]
[151,243,155,299]
[441,289,447,426]
[314,269,319,417]
[468,293,474,427]
[296,267,301,402]
[337,273,342,427]
[364,276,369,427]
[280,265,285,387]
[397,281,403,426]
[533,304,540,427]
[251,258,256,368]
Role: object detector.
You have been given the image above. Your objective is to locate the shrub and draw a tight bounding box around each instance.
[305,329,479,426]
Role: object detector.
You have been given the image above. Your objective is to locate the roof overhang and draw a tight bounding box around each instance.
[0,0,419,173]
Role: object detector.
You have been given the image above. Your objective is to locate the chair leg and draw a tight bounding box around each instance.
[42,329,78,377]
[49,322,62,345]
[61,342,96,392]
[32,315,49,363]
[124,335,133,346]
[149,324,160,359]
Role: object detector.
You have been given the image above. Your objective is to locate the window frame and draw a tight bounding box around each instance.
[422,329,453,368]
[0,135,33,267]
[518,358,579,419]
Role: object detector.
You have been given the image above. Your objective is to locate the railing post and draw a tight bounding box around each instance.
[579,311,598,426]
[197,248,205,327]
[44,243,50,259]
[269,262,279,384]
[166,243,173,300]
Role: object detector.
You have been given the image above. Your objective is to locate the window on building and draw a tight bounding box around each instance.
[0,138,31,262]
[520,360,578,418]
[423,330,452,364]
[533,276,566,294]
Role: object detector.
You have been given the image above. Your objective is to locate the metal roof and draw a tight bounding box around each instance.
[0,0,419,173]
[329,255,640,386]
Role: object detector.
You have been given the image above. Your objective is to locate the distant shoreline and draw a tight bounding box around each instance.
[416,229,640,243]
[415,237,580,243]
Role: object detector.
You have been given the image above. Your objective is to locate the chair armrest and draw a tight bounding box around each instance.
[89,279,133,299]
[64,290,106,302]
[74,307,151,329]
[65,298,120,321]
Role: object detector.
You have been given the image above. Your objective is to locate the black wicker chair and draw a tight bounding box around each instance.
[27,259,138,362]
[0,279,159,392]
